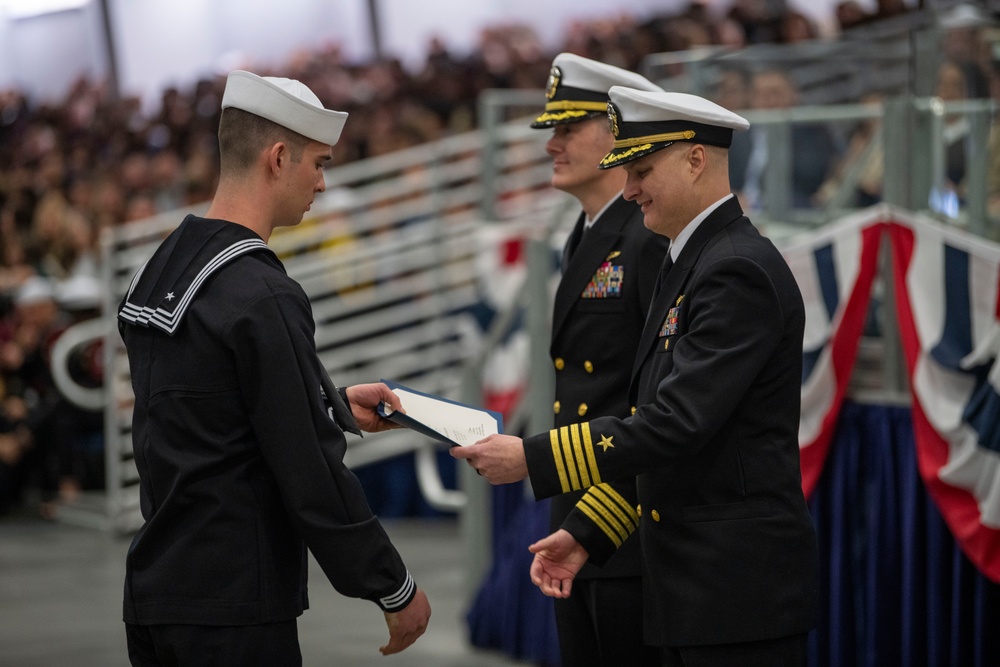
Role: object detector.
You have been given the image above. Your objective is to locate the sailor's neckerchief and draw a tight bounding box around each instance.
[118,215,273,335]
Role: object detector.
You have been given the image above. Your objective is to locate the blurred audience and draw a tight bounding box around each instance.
[735,68,842,211]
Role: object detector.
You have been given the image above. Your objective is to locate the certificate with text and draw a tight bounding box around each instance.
[377,380,504,447]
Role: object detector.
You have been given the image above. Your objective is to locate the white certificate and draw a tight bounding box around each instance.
[377,380,504,447]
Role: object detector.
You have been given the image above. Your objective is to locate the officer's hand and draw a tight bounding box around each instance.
[450,435,527,484]
[380,587,431,655]
[528,529,588,598]
[345,383,404,433]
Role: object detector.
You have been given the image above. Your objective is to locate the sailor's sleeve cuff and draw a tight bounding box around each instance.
[377,571,416,612]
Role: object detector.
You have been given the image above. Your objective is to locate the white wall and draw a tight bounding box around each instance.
[0,2,107,101]
[0,0,873,108]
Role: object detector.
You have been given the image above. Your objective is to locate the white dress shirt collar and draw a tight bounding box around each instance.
[669,193,734,263]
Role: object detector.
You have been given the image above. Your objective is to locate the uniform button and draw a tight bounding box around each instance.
[584,360,593,373]
[554,357,565,370]
[636,504,642,516]
[553,401,561,414]
[630,406,636,415]
[651,510,661,522]
[578,403,588,416]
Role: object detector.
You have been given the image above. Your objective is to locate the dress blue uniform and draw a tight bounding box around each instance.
[525,87,818,664]
[532,53,668,666]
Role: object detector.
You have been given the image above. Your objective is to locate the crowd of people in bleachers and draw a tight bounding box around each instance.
[0,0,993,518]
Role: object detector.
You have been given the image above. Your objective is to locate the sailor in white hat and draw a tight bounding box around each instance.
[528,54,667,667]
[452,86,817,665]
[117,71,431,663]
[221,70,348,148]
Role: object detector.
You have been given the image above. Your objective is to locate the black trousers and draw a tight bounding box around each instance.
[658,632,808,667]
[126,620,301,667]
[554,576,659,667]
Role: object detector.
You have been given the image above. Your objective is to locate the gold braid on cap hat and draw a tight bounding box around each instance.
[613,130,696,148]
[544,100,609,112]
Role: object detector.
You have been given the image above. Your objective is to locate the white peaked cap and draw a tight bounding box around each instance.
[600,87,749,168]
[221,70,348,146]
[532,53,663,128]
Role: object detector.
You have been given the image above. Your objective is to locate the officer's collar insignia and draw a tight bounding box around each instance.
[545,66,561,100]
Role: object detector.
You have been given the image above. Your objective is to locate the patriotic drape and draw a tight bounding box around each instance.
[783,204,1000,583]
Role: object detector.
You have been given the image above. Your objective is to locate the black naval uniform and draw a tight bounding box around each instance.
[118,216,415,663]
[527,197,818,657]
[549,195,669,666]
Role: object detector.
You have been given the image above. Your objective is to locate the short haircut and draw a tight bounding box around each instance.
[217,107,309,175]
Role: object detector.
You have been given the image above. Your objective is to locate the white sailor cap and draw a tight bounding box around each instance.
[56,274,103,311]
[221,70,348,146]
[531,53,662,128]
[15,276,55,306]
[600,87,750,169]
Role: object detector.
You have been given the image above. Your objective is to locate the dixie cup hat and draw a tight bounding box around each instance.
[221,70,348,146]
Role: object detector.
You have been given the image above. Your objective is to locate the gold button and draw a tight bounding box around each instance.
[651,510,661,522]
[636,504,642,516]
[553,401,561,414]
[584,360,593,373]
[630,406,636,415]
[554,357,565,370]
[578,403,588,416]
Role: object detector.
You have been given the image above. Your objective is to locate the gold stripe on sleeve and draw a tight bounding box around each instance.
[550,429,570,494]
[563,425,582,490]
[581,425,602,485]
[570,424,592,488]
[580,494,631,542]
[591,484,639,531]
[577,503,624,548]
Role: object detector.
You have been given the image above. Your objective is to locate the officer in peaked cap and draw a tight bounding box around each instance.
[117,70,430,664]
[454,87,819,666]
[528,54,668,667]
[531,52,663,128]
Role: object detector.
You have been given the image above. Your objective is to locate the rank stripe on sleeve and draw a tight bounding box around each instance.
[576,483,638,546]
[578,504,624,548]
[549,423,603,493]
[591,484,639,529]
[550,430,571,493]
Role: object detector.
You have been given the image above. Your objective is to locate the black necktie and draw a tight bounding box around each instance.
[562,219,587,271]
[651,252,674,302]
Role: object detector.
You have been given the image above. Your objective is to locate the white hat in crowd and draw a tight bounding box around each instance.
[56,274,103,311]
[221,70,348,146]
[599,87,750,169]
[15,275,55,306]
[531,53,663,128]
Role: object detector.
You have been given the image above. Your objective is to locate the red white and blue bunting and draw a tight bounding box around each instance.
[782,205,1000,582]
